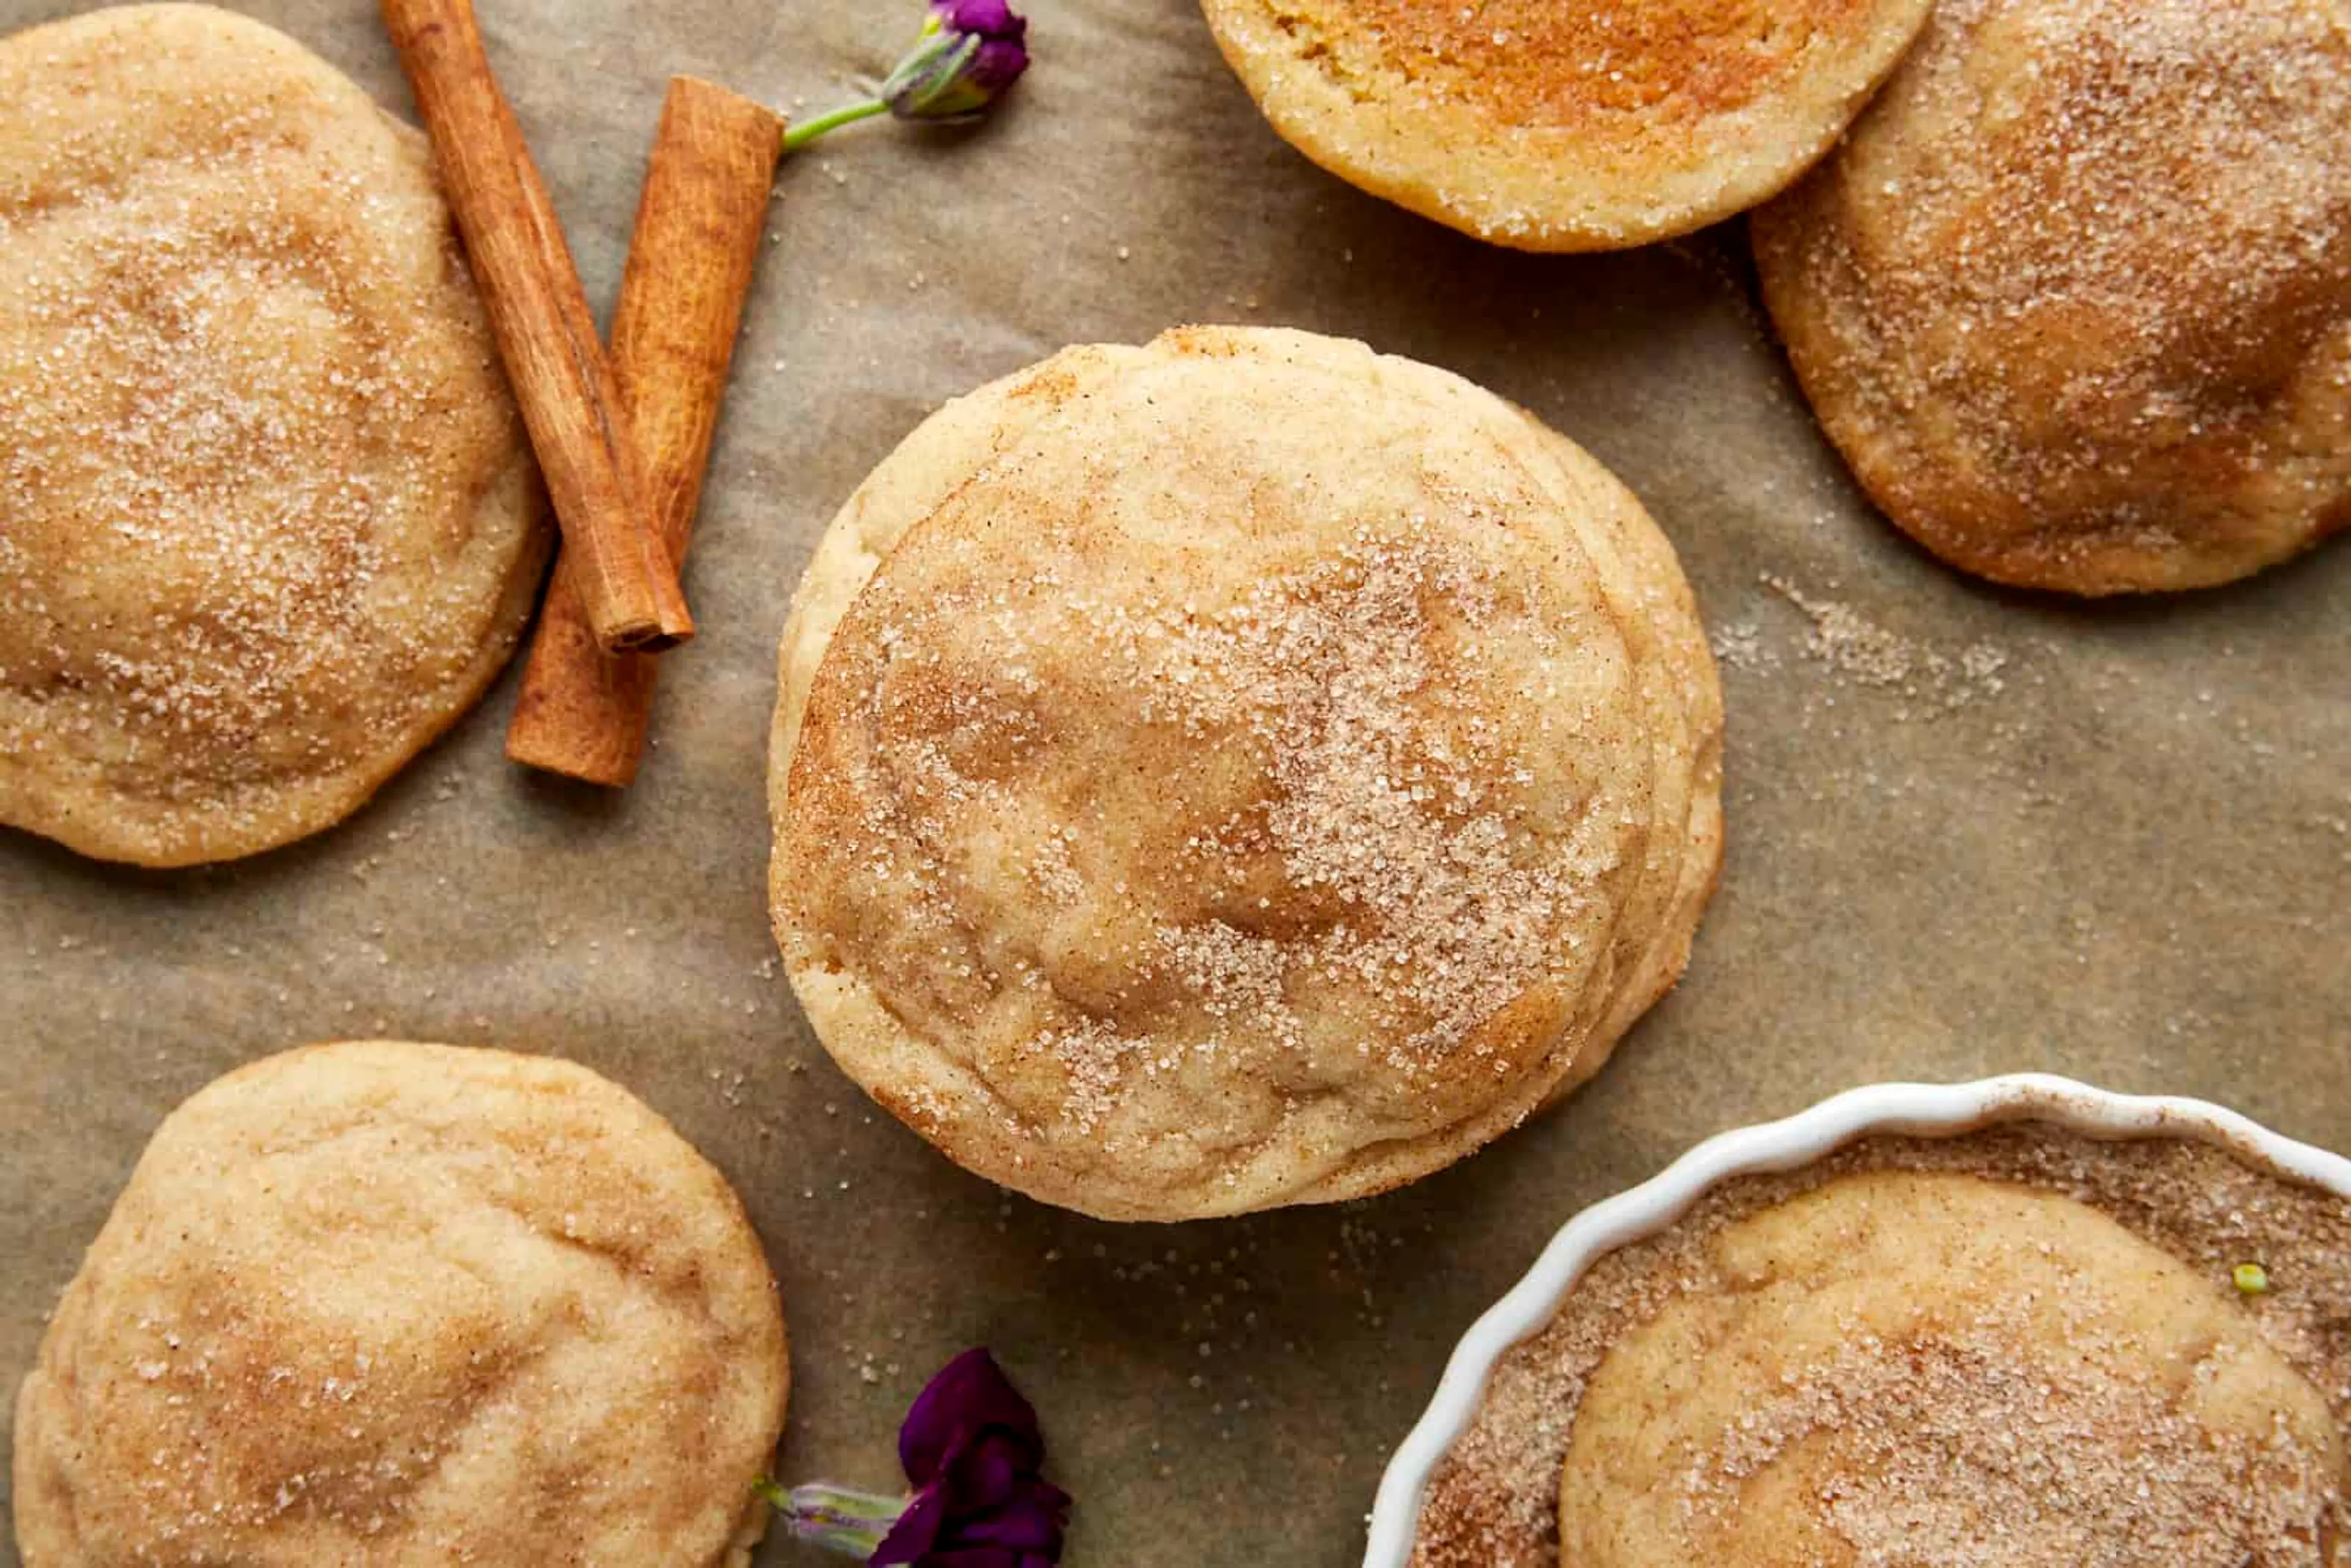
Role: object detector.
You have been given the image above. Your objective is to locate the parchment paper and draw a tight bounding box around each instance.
[4,2,2347,1564]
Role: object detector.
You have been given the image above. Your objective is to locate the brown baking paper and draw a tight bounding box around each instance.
[3,2,2348,1564]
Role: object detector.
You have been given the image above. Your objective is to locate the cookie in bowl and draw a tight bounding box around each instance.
[13,1041,789,1568]
[1404,1094,2351,1567]
[0,5,550,865]
[1199,0,1936,252]
[770,325,1723,1222]
[1753,0,2351,593]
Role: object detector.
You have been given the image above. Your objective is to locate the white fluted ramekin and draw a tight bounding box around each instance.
[1363,1073,2351,1568]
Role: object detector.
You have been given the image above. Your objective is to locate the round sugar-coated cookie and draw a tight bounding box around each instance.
[1199,0,1936,251]
[1411,1127,2351,1567]
[0,4,549,865]
[1754,0,2351,593]
[770,326,1722,1221]
[12,1041,790,1568]
[1564,1171,2344,1562]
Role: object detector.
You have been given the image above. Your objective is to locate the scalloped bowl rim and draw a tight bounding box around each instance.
[1363,1073,2351,1567]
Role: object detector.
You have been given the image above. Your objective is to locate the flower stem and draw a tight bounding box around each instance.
[783,99,891,152]
[755,1478,908,1558]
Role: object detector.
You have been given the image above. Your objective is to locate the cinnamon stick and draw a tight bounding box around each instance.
[506,77,784,784]
[381,0,693,654]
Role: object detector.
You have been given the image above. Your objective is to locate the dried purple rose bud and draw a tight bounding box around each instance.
[784,1,1032,152]
[756,1349,1070,1567]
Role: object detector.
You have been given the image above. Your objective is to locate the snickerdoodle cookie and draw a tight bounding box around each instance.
[0,5,549,865]
[1754,0,2351,593]
[1200,0,1935,251]
[12,1041,789,1568]
[770,326,1722,1221]
[1413,1125,2351,1567]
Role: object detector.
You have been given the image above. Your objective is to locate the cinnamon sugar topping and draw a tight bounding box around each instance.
[1685,1322,2337,1564]
[843,527,1624,1114]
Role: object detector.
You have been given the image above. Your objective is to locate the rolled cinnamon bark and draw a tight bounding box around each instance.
[381,0,694,654]
[506,77,784,784]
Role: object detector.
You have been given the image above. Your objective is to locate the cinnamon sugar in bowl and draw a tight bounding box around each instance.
[1373,1076,2351,1568]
